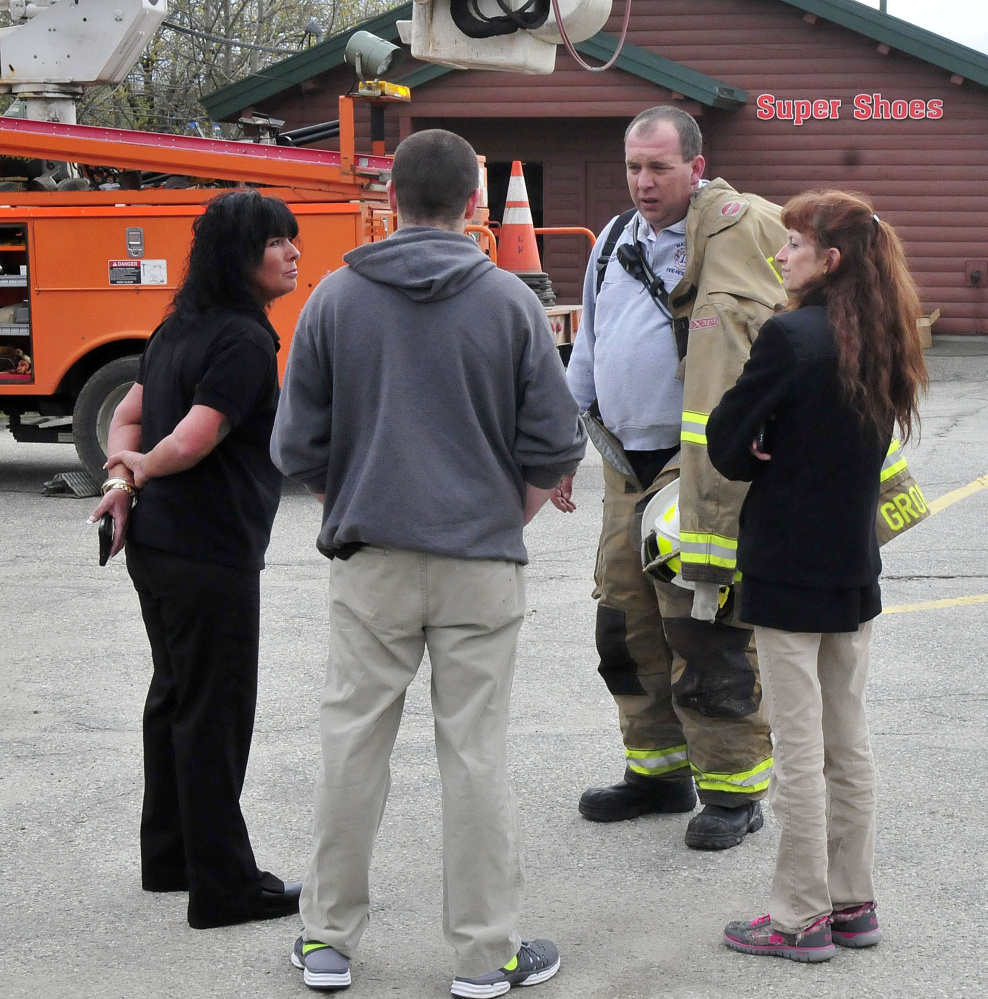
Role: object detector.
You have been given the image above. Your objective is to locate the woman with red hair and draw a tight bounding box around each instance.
[707,190,927,962]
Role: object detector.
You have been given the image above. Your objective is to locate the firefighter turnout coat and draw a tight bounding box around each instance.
[671,179,789,586]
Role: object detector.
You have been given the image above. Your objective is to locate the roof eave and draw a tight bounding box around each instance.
[575,35,747,108]
[203,29,746,121]
[779,0,988,88]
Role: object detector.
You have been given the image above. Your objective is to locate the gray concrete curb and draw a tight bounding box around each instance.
[925,335,988,382]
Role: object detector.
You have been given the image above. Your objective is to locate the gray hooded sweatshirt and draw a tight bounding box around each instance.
[271,226,587,564]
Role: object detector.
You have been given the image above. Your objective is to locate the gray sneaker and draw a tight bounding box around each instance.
[451,939,560,997]
[291,936,351,991]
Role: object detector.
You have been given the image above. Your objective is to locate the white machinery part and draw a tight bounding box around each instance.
[529,0,612,46]
[397,0,611,74]
[398,2,555,74]
[0,0,166,111]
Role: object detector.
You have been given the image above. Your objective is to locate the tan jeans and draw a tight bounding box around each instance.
[300,547,527,977]
[754,622,877,933]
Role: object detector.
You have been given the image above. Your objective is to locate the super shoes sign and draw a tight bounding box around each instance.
[756,93,943,124]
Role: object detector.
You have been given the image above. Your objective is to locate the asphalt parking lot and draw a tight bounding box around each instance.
[1,338,987,999]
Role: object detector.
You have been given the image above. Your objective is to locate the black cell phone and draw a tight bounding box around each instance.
[756,425,766,451]
[98,512,114,566]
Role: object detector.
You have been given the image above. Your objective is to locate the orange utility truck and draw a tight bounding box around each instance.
[0,99,398,478]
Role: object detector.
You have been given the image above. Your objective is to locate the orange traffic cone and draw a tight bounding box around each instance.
[498,161,544,274]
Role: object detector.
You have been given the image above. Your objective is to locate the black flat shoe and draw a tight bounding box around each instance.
[259,870,303,919]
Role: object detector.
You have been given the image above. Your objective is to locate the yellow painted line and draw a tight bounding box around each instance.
[883,475,988,614]
[928,473,988,515]
[882,475,988,614]
[884,593,988,615]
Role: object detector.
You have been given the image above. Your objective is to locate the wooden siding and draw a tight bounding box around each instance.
[250,0,988,332]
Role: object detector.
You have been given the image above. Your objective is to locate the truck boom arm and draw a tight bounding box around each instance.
[0,113,391,194]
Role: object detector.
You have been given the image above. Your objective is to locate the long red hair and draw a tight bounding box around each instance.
[781,190,927,443]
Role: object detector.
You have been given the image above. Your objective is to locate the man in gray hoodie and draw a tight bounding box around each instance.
[271,129,586,996]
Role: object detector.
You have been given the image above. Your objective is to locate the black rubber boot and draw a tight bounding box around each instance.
[684,801,763,850]
[579,768,696,822]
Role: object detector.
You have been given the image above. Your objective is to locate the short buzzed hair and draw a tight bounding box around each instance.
[391,129,480,227]
[625,106,703,161]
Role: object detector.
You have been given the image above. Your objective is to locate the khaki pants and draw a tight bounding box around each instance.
[594,457,773,804]
[755,622,877,933]
[300,547,526,977]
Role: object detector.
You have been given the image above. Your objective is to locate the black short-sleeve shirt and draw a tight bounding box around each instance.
[128,306,283,571]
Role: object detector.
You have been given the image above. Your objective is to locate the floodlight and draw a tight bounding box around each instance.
[344,31,405,81]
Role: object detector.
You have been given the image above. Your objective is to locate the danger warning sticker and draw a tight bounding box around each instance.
[109,259,168,286]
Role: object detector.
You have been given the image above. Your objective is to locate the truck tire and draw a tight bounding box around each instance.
[74,356,140,480]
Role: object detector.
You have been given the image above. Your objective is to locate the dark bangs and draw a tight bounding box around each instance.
[256,194,300,243]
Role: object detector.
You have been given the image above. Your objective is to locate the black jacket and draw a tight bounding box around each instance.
[707,305,891,591]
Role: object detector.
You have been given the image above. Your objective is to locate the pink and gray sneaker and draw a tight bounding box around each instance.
[724,913,835,962]
[831,901,882,948]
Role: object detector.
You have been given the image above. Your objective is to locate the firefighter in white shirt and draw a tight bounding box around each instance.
[555,106,786,849]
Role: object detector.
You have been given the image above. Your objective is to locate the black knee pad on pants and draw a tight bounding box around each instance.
[595,605,647,696]
[664,617,758,719]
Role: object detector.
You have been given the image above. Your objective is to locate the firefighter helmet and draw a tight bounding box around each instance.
[640,479,694,591]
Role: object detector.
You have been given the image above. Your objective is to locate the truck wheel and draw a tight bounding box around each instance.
[74,356,140,480]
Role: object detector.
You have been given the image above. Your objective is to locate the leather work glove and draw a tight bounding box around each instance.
[690,581,721,622]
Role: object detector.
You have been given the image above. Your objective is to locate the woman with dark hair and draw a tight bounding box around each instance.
[89,189,303,929]
[706,190,927,962]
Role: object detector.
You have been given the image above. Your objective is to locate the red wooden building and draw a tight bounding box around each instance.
[203,0,988,334]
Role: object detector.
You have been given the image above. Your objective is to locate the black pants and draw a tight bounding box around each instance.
[126,541,264,928]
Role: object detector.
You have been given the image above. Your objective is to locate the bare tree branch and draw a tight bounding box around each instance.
[72,0,402,133]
